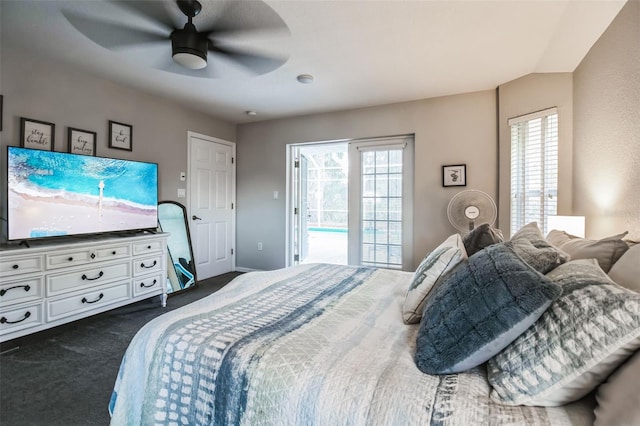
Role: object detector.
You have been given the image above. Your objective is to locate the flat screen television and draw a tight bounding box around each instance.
[7,146,158,241]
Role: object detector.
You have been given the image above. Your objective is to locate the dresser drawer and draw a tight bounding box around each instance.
[46,282,131,322]
[133,239,163,256]
[46,248,95,269]
[0,254,43,277]
[133,255,163,277]
[0,302,44,337]
[0,276,44,307]
[94,244,131,261]
[47,262,131,297]
[133,273,164,297]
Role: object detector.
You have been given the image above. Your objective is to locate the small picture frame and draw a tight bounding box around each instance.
[442,164,466,187]
[109,120,133,151]
[68,127,97,156]
[20,117,55,151]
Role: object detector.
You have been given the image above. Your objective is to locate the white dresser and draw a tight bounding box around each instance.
[0,233,168,343]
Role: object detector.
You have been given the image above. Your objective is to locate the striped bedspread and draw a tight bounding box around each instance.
[109,263,594,425]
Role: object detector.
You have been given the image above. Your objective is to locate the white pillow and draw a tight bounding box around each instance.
[594,350,640,426]
[608,243,640,293]
[402,234,466,324]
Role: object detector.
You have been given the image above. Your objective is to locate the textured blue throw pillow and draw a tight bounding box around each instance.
[414,242,561,374]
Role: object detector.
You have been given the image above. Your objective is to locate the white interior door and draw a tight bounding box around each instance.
[188,132,235,279]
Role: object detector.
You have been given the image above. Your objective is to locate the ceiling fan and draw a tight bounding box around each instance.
[63,0,289,77]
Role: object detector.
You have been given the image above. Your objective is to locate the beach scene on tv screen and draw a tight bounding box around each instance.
[8,147,158,240]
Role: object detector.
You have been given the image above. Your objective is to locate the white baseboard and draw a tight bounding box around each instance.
[234,266,262,273]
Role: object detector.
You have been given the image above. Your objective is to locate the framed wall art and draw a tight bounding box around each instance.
[68,127,97,156]
[442,164,466,187]
[20,117,55,151]
[109,120,133,151]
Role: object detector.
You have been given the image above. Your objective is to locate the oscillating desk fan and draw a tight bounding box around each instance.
[447,189,497,233]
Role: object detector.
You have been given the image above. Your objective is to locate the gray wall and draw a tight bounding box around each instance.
[0,47,235,241]
[497,73,574,237]
[573,0,640,241]
[236,90,498,271]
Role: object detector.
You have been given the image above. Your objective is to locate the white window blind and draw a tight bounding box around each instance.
[509,108,558,236]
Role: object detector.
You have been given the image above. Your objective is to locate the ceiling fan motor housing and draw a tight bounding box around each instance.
[171,23,208,69]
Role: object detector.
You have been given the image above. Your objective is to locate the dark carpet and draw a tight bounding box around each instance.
[0,272,242,426]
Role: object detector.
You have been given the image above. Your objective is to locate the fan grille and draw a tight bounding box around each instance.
[447,190,497,233]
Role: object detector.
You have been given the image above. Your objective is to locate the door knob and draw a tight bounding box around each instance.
[192,215,202,220]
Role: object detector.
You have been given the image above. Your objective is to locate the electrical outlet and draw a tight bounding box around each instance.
[177,188,186,198]
[257,242,263,251]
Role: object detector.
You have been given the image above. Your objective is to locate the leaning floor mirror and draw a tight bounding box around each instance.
[158,201,197,294]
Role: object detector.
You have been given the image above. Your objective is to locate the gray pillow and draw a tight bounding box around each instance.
[546,230,629,273]
[463,223,504,256]
[510,222,569,273]
[488,259,640,406]
[414,242,561,374]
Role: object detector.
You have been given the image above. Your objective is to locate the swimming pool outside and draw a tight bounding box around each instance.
[301,228,348,265]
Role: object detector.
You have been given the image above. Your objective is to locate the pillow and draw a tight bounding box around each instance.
[414,242,561,374]
[488,259,640,406]
[605,243,639,292]
[510,222,569,273]
[402,234,467,324]
[594,350,640,426]
[463,223,504,256]
[546,230,629,273]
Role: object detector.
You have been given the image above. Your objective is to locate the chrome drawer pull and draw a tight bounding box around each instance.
[0,285,31,297]
[81,293,104,304]
[0,311,31,324]
[140,260,157,269]
[81,271,104,281]
[140,279,158,288]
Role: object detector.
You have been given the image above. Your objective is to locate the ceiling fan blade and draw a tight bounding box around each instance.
[64,11,169,49]
[110,0,178,32]
[198,0,289,38]
[209,42,287,75]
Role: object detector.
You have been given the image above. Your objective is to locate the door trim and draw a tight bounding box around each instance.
[187,131,237,273]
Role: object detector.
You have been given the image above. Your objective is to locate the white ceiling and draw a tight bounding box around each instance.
[1,0,627,124]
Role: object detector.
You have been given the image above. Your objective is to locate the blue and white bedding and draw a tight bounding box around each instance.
[109,263,594,425]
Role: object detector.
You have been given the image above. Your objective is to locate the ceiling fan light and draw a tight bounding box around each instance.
[173,52,207,69]
[171,24,208,70]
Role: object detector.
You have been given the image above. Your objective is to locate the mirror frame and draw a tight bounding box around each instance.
[158,200,198,295]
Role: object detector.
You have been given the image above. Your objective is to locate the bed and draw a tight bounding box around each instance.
[109,224,639,425]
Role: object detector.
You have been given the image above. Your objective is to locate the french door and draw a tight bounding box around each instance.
[288,135,413,270]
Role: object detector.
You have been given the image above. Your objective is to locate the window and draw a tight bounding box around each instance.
[509,108,558,236]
